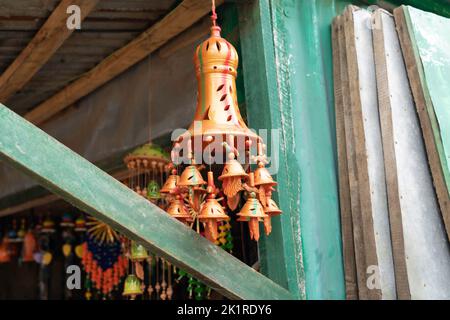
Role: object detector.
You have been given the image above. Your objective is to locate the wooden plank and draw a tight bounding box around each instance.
[158,17,210,59]
[0,0,99,103]
[331,15,358,300]
[339,9,369,300]
[373,9,450,299]
[394,5,450,241]
[24,0,224,125]
[372,9,410,299]
[343,6,395,299]
[0,103,294,300]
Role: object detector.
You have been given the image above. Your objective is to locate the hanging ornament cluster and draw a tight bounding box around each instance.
[80,217,127,299]
[0,218,40,264]
[0,234,10,263]
[162,6,282,242]
[123,143,170,204]
[122,143,176,300]
[123,245,175,301]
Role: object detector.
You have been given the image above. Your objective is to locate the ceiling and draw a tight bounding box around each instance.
[0,0,178,115]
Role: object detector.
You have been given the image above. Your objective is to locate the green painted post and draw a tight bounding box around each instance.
[239,0,347,299]
[237,0,305,299]
[0,104,294,300]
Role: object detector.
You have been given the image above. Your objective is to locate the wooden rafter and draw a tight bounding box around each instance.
[0,0,100,103]
[0,194,60,218]
[25,0,223,125]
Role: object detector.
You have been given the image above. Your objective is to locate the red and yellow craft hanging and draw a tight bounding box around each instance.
[122,143,175,300]
[162,1,282,242]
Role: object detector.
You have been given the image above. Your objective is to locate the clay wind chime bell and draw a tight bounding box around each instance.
[162,4,282,242]
[123,143,170,203]
[122,144,175,300]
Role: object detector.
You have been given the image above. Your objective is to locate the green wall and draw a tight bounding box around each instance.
[237,0,449,300]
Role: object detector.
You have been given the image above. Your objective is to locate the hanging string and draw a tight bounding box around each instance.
[147,56,153,144]
[147,255,153,299]
[211,0,217,26]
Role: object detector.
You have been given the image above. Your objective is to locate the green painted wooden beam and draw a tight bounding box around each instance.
[0,104,294,300]
[239,0,347,299]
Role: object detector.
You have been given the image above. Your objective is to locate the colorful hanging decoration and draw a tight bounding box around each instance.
[36,216,55,300]
[162,4,282,242]
[17,218,26,241]
[122,143,179,300]
[0,235,10,263]
[74,215,87,233]
[41,216,56,234]
[21,229,37,263]
[60,213,75,259]
[123,241,146,299]
[60,213,77,299]
[80,217,127,299]
[60,213,75,228]
[123,143,170,203]
[216,220,233,252]
[7,219,21,243]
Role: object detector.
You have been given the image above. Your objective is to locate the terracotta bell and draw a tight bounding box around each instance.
[198,197,230,242]
[237,195,267,241]
[22,230,37,262]
[264,198,282,216]
[219,159,247,181]
[177,165,206,187]
[160,171,179,194]
[218,157,248,210]
[237,172,267,241]
[175,25,259,154]
[198,171,230,242]
[122,274,143,299]
[166,196,193,223]
[254,164,277,188]
[262,198,282,236]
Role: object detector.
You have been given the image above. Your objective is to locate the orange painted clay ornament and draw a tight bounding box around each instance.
[162,3,282,242]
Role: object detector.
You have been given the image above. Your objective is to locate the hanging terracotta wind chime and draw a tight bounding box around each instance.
[162,0,282,242]
[122,143,175,300]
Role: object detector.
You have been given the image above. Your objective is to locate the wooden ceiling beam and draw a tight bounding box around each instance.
[0,0,100,103]
[24,0,223,125]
